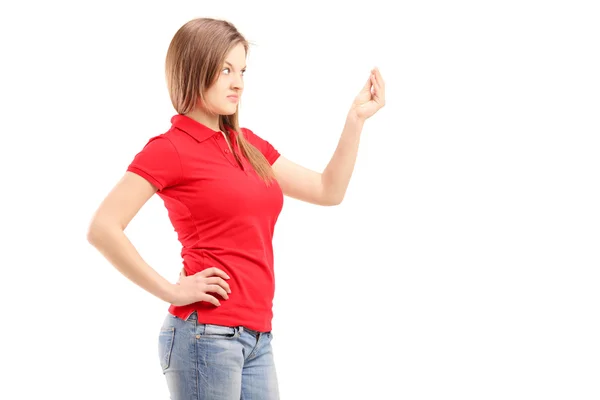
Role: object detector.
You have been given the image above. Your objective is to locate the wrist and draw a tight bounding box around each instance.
[347,108,366,126]
[158,279,178,304]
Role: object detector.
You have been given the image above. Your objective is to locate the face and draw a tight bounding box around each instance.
[202,42,246,116]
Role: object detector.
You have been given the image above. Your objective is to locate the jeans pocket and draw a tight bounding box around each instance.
[158,326,175,371]
[199,324,240,340]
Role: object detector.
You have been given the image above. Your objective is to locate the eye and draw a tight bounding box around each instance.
[222,67,246,76]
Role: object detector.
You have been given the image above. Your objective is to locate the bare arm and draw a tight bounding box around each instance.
[272,67,385,206]
[87,172,231,306]
[321,112,364,204]
[272,113,364,206]
[86,172,176,303]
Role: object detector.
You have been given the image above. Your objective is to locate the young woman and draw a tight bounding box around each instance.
[87,17,385,400]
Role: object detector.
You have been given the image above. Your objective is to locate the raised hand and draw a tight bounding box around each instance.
[351,67,386,121]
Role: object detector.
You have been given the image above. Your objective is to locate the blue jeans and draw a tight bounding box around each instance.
[158,311,280,400]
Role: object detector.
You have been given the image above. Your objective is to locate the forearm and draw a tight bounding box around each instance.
[321,111,365,204]
[87,224,175,303]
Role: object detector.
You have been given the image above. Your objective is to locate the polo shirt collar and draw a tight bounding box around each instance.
[171,114,237,143]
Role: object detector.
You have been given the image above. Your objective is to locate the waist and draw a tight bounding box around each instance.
[181,247,273,273]
[168,303,274,332]
[173,249,276,332]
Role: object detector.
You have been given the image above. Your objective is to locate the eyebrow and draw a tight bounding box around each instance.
[224,61,247,70]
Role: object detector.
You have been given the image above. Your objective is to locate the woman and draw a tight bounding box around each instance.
[87,17,385,400]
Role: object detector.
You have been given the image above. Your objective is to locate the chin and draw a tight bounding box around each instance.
[222,106,238,116]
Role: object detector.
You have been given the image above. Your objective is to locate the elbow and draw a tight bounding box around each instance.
[322,194,344,206]
[86,218,117,246]
[319,182,344,206]
[330,196,343,206]
[86,221,102,246]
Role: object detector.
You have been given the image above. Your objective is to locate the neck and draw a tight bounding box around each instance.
[184,108,220,132]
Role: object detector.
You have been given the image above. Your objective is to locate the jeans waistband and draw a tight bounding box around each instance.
[185,311,265,336]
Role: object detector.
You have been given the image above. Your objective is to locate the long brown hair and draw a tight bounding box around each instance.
[165,17,276,184]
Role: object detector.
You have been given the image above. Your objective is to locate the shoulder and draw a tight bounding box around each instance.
[140,125,198,156]
[240,127,269,145]
[129,130,184,167]
[239,126,280,164]
[239,126,273,149]
[240,126,256,139]
[138,133,178,155]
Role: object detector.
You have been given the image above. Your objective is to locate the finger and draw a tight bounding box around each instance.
[199,293,221,307]
[200,267,230,280]
[371,70,383,89]
[371,68,385,93]
[370,73,379,94]
[206,276,231,293]
[362,75,372,92]
[369,75,380,96]
[177,270,185,285]
[375,67,385,87]
[205,284,229,299]
[372,86,384,106]
[371,71,385,103]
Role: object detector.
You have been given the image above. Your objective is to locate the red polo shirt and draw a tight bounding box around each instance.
[127,114,283,332]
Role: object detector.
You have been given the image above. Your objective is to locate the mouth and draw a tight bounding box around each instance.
[227,95,239,103]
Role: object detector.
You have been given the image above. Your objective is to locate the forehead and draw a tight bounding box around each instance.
[224,43,246,66]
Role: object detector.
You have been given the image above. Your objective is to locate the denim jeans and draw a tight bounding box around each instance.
[158,311,280,400]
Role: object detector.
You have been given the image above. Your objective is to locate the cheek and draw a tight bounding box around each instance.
[219,79,232,93]
[208,81,227,98]
[205,85,223,102]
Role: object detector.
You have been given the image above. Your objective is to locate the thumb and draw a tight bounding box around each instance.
[177,268,186,284]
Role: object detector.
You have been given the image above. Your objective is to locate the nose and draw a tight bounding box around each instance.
[232,74,244,91]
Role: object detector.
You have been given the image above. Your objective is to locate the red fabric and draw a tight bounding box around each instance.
[127,114,283,331]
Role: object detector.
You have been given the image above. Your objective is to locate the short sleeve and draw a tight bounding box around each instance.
[126,136,183,191]
[242,128,281,165]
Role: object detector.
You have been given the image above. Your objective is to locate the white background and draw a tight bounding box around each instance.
[1,1,599,399]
